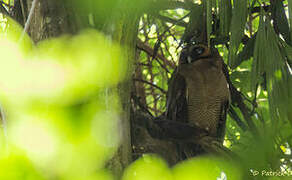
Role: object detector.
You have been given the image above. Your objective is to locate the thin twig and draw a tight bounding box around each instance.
[133,78,166,94]
[0,2,10,16]
[222,63,259,137]
[131,93,153,117]
[0,1,13,8]
[148,0,194,11]
[18,0,38,43]
[137,39,175,68]
[19,0,27,24]
[0,102,7,150]
[151,12,187,27]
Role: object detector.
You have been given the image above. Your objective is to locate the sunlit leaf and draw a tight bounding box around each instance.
[0,154,45,180]
[0,29,126,106]
[172,156,242,180]
[0,17,32,54]
[232,35,255,68]
[122,154,172,180]
[0,25,124,179]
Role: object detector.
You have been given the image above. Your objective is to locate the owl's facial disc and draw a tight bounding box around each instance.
[188,46,206,62]
[179,44,212,64]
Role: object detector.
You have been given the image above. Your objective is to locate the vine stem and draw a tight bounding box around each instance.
[18,0,38,43]
[0,103,7,150]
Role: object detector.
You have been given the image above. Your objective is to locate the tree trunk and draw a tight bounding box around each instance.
[102,3,140,176]
[24,0,141,177]
[26,0,79,42]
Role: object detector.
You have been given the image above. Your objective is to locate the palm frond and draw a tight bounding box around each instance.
[219,0,232,38]
[229,0,248,68]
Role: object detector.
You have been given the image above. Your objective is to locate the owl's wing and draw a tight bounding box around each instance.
[216,60,230,142]
[165,68,188,123]
[216,100,229,142]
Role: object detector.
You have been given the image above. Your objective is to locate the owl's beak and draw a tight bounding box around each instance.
[187,56,192,64]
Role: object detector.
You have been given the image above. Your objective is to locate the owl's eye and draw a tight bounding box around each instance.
[190,47,205,59]
[195,47,204,54]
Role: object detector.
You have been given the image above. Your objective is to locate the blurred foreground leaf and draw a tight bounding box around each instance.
[0,29,126,106]
[172,156,242,180]
[0,153,45,180]
[122,154,172,180]
[0,26,125,179]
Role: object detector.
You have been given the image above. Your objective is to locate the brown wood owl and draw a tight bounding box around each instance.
[166,44,230,143]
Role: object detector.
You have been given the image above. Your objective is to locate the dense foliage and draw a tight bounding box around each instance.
[132,0,292,178]
[0,0,291,179]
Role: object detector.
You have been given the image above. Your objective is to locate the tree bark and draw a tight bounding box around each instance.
[102,2,140,176]
[24,0,141,177]
[26,0,79,42]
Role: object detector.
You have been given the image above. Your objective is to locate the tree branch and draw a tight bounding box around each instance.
[250,5,271,14]
[19,0,38,42]
[137,39,176,68]
[151,13,188,27]
[228,105,248,131]
[133,78,167,94]
[222,63,259,136]
[148,0,194,11]
[0,3,10,16]
[19,0,27,24]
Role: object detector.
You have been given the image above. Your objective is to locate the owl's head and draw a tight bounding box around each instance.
[179,44,218,64]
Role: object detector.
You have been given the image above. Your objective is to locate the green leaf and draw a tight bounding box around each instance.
[172,156,242,180]
[219,0,232,37]
[206,0,216,46]
[232,35,256,68]
[271,0,290,43]
[228,105,248,131]
[251,12,266,91]
[229,0,248,68]
[289,0,292,42]
[230,70,252,93]
[181,5,204,44]
[281,40,292,66]
[252,11,291,125]
[122,154,172,180]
